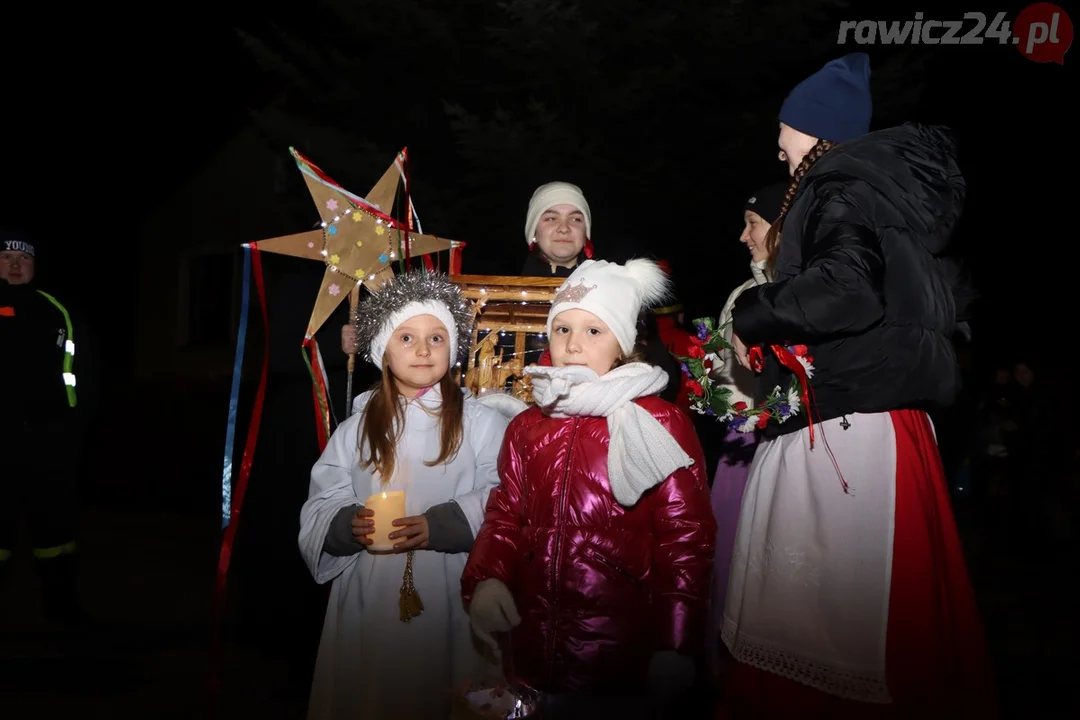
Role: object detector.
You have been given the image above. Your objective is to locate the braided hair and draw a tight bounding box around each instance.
[765,139,836,269]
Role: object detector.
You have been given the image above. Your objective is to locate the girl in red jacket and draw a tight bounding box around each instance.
[461,258,716,717]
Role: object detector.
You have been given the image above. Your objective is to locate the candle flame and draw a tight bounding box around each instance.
[381,491,387,499]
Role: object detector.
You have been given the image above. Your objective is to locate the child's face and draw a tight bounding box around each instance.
[384,314,451,397]
[549,309,621,376]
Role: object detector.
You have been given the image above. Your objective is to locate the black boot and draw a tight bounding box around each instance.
[35,552,86,627]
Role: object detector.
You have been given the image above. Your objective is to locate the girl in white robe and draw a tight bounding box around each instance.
[298,272,508,720]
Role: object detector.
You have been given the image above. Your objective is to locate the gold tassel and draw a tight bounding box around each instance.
[399,550,424,623]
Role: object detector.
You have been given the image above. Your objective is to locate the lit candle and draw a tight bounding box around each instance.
[364,490,406,552]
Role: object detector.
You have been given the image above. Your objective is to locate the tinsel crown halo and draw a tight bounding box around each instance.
[354,271,476,363]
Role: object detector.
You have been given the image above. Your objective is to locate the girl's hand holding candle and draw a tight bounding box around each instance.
[351,507,375,547]
[389,514,430,551]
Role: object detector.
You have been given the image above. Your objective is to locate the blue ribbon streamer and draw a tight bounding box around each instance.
[220,245,252,529]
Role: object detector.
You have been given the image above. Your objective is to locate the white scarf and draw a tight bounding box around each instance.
[525,362,695,507]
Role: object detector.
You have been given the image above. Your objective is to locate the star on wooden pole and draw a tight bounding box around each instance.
[250,147,458,342]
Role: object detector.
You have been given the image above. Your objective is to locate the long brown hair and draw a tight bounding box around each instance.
[765,139,836,268]
[357,364,465,486]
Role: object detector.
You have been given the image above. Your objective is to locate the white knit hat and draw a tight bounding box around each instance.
[546,259,670,355]
[524,181,592,246]
[369,300,460,369]
[355,272,474,369]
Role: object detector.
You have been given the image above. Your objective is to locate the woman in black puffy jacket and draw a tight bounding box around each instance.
[717,54,997,718]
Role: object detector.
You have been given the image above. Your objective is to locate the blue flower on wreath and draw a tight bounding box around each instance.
[696,322,709,341]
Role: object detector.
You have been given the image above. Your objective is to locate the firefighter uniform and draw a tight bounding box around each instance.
[0,237,82,624]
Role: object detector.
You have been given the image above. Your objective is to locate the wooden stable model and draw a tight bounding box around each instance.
[450,274,563,403]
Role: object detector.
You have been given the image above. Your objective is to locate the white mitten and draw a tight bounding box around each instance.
[469,579,521,653]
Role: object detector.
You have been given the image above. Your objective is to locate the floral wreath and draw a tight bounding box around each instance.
[674,317,815,433]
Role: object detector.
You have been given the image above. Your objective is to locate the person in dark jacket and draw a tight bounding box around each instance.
[717,54,995,717]
[0,229,84,625]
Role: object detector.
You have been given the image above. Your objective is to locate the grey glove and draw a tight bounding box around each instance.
[323,504,365,557]
[468,578,521,654]
[424,501,474,554]
[647,650,695,700]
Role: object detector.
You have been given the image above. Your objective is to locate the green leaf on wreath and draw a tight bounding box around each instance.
[709,393,732,417]
[705,336,732,354]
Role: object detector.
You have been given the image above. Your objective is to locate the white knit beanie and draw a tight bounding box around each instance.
[354,272,475,370]
[547,259,670,355]
[524,182,592,246]
[369,300,459,369]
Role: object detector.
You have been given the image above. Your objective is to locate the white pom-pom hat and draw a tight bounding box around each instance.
[546,258,671,354]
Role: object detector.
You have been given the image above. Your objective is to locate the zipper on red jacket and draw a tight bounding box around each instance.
[546,417,579,680]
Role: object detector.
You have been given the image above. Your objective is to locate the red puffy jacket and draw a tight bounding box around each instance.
[461,396,716,694]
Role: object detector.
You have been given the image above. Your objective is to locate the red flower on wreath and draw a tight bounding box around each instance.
[687,344,705,359]
[684,378,704,396]
[755,409,772,429]
[790,344,814,365]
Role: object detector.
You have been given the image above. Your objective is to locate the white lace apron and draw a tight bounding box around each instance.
[721,412,898,703]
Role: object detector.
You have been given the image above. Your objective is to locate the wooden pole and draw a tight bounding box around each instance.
[345,282,361,416]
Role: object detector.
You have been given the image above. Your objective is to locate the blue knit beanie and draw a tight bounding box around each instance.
[779,53,872,143]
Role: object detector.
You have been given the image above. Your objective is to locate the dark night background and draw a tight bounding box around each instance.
[6,0,1076,378]
[2,0,1076,717]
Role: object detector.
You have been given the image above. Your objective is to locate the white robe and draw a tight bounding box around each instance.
[298,385,508,720]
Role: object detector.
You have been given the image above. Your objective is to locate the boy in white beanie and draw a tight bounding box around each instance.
[521,181,594,277]
[462,258,716,717]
